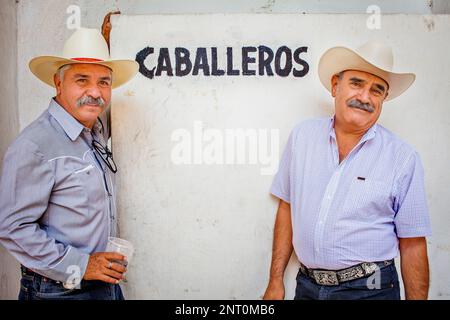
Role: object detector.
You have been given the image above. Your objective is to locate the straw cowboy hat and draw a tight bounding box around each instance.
[318,41,415,101]
[29,28,138,89]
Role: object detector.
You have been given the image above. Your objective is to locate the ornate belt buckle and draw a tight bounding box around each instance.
[361,262,378,275]
[313,270,339,286]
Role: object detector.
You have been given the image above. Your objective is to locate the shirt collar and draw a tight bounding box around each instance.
[48,98,102,141]
[328,115,378,143]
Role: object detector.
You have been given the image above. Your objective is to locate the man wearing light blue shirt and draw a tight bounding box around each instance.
[263,41,431,300]
[0,28,138,300]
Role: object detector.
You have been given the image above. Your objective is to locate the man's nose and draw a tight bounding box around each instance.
[357,87,371,103]
[85,85,101,99]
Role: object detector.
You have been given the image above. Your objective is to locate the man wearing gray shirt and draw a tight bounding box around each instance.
[0,28,138,300]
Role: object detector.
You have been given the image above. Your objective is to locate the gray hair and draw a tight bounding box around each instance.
[336,71,345,80]
[56,64,72,82]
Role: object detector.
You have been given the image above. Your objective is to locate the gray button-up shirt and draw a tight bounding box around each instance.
[0,98,118,283]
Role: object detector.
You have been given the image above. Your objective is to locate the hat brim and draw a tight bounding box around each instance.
[318,47,415,101]
[29,56,139,89]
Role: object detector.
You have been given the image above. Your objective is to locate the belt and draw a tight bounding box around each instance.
[299,259,394,286]
[20,265,61,284]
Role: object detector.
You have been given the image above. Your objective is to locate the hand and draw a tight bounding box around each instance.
[101,11,121,49]
[83,252,127,284]
[263,278,285,300]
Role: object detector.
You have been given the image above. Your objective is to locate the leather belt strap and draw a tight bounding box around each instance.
[299,259,394,286]
[20,265,61,284]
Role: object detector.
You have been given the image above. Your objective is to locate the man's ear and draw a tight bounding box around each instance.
[54,74,62,96]
[331,74,339,97]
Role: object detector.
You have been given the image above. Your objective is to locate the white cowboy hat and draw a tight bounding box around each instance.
[29,28,138,89]
[318,41,415,101]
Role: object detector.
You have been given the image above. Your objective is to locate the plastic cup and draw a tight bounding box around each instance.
[106,237,134,266]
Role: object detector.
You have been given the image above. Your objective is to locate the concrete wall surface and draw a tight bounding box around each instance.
[0,0,449,299]
[0,0,20,300]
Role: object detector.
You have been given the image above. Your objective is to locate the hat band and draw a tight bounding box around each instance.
[71,57,104,62]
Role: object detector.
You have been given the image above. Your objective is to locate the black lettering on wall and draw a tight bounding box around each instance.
[211,48,225,76]
[135,46,156,79]
[293,46,309,77]
[258,45,274,76]
[242,46,257,76]
[136,45,310,79]
[226,47,240,76]
[175,47,192,76]
[155,48,173,76]
[193,48,210,76]
[274,46,292,77]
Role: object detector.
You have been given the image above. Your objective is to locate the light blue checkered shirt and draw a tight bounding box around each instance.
[270,117,432,270]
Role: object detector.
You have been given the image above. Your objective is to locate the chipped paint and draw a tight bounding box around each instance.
[261,0,276,12]
[423,16,435,31]
[437,244,450,252]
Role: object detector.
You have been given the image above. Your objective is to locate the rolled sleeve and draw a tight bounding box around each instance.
[0,139,89,283]
[270,130,294,203]
[393,152,432,238]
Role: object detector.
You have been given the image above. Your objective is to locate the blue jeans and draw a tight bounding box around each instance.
[18,268,125,300]
[294,264,401,300]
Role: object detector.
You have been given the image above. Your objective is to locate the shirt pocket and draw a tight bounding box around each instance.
[52,160,106,215]
[73,164,95,174]
[342,178,391,222]
[72,164,107,207]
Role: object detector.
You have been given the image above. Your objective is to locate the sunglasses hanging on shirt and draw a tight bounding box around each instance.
[91,138,118,173]
[90,118,117,173]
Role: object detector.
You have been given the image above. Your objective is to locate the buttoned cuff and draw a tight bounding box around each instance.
[31,246,90,288]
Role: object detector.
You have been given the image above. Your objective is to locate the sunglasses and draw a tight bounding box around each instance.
[92,138,117,173]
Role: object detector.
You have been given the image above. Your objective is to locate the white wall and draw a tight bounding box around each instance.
[14,0,446,130]
[1,0,449,299]
[0,0,20,300]
[110,13,450,299]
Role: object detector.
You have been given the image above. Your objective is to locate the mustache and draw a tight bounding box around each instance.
[76,96,105,108]
[347,99,375,113]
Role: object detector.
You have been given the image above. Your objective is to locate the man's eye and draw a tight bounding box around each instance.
[76,79,87,84]
[350,82,361,87]
[99,81,111,86]
[371,89,382,96]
